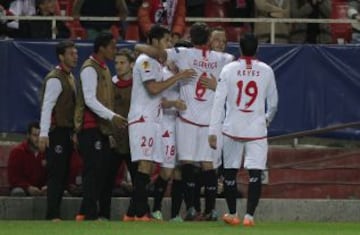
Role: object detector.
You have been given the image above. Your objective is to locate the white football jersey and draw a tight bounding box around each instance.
[128,54,163,123]
[166,47,233,125]
[162,66,180,121]
[209,58,278,139]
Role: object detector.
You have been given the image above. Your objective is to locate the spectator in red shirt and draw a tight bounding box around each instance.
[7,122,47,196]
[137,0,186,43]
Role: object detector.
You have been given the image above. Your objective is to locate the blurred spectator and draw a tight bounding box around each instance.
[226,0,254,30]
[254,0,291,43]
[126,0,142,16]
[0,4,7,37]
[290,0,331,44]
[7,0,36,30]
[348,0,360,43]
[186,0,204,17]
[7,122,47,196]
[204,0,229,28]
[137,0,186,43]
[72,0,128,40]
[19,0,70,39]
[0,0,11,8]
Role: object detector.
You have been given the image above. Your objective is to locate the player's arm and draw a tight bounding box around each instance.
[134,44,167,62]
[144,68,196,95]
[200,73,217,91]
[39,78,62,152]
[161,98,186,111]
[201,52,234,91]
[81,67,127,127]
[265,69,278,125]
[208,70,228,149]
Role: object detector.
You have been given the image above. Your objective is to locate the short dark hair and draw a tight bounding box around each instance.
[190,22,210,46]
[94,32,114,53]
[148,24,170,44]
[174,40,193,48]
[56,40,75,60]
[27,121,40,134]
[116,48,135,63]
[240,33,258,56]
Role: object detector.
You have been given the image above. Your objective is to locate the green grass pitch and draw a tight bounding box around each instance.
[1,221,360,235]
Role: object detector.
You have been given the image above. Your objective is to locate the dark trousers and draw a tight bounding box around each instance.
[77,128,116,220]
[46,127,72,220]
[98,150,123,219]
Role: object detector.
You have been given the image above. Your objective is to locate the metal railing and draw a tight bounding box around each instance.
[1,15,358,42]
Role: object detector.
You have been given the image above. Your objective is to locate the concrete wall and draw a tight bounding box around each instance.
[1,197,360,222]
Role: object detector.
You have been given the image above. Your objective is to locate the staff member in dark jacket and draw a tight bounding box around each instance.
[74,32,127,221]
[39,40,78,221]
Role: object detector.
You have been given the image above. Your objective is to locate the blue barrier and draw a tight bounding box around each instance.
[0,40,359,139]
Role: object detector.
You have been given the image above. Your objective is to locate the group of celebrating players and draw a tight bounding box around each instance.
[39,22,278,226]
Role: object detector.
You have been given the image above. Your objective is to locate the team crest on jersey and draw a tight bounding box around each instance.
[142,61,151,73]
[94,141,102,150]
[54,145,63,154]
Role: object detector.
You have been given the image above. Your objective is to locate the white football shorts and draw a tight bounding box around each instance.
[129,122,163,163]
[176,118,222,169]
[223,135,268,170]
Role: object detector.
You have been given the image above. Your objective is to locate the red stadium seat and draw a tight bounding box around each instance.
[67,20,87,39]
[331,2,352,43]
[0,145,11,195]
[110,25,120,40]
[0,167,9,195]
[125,23,140,41]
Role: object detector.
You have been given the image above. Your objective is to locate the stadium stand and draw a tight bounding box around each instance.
[204,0,228,28]
[1,142,360,199]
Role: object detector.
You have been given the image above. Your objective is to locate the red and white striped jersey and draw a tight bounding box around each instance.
[166,47,233,126]
[209,57,278,139]
[128,54,163,123]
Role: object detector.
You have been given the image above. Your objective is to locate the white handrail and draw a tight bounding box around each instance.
[1,16,357,41]
[2,16,357,23]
